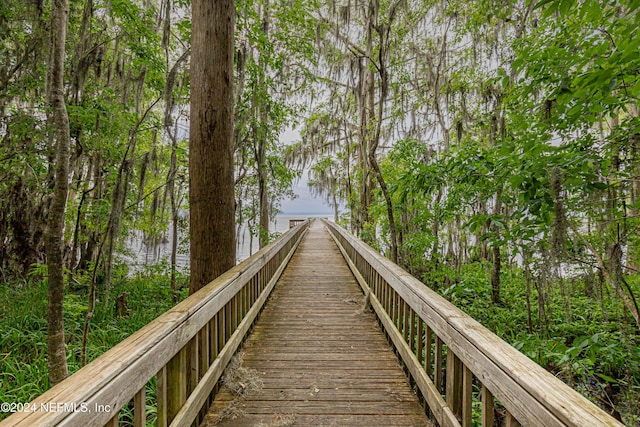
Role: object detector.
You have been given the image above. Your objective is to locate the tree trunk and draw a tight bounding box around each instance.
[45,0,70,386]
[165,49,189,303]
[570,222,640,329]
[258,156,268,248]
[189,0,236,293]
[369,22,398,263]
[490,244,501,304]
[523,261,534,334]
[102,99,159,305]
[78,154,103,270]
[256,113,269,247]
[170,198,179,303]
[432,188,443,265]
[355,43,372,235]
[70,157,93,270]
[168,133,180,304]
[490,189,503,305]
[257,0,270,249]
[627,106,640,271]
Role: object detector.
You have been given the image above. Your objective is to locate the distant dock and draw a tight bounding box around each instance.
[288,218,307,228]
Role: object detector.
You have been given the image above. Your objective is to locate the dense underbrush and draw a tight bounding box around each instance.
[1,260,639,425]
[434,262,640,426]
[0,263,188,423]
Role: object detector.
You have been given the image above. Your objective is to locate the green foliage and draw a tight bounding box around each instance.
[0,269,188,420]
[437,262,640,424]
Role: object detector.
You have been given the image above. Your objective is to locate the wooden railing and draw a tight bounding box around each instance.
[324,219,624,427]
[288,218,307,228]
[1,220,309,427]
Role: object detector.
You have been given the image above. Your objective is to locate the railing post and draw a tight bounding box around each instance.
[188,336,198,399]
[104,414,119,427]
[218,305,226,350]
[446,350,463,419]
[134,387,146,427]
[425,325,433,379]
[507,410,522,427]
[417,319,424,366]
[156,366,167,427]
[166,346,187,423]
[208,315,218,407]
[462,366,473,427]
[403,301,411,344]
[409,308,416,353]
[197,325,210,423]
[482,384,495,427]
[434,336,443,393]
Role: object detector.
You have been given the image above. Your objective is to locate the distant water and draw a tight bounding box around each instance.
[124,214,333,272]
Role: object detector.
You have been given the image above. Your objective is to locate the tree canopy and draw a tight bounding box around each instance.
[0,0,639,423]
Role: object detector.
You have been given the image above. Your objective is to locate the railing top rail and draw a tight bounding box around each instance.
[2,220,309,427]
[323,219,623,427]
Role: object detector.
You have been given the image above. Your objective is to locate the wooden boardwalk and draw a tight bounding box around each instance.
[203,220,430,426]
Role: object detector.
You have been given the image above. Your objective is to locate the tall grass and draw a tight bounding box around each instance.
[0,265,188,422]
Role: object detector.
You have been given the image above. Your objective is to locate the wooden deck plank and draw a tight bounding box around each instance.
[203,220,431,426]
[208,414,430,426]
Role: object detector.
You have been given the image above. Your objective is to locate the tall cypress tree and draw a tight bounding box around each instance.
[45,0,71,386]
[189,0,236,293]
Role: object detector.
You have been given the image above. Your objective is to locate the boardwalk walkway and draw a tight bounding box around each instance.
[204,220,430,426]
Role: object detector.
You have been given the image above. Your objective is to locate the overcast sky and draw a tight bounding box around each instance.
[280,172,334,215]
[278,127,334,216]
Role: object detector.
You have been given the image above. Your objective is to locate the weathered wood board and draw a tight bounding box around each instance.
[203,220,431,427]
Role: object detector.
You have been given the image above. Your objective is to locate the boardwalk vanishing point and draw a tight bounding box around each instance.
[204,220,430,426]
[1,219,624,427]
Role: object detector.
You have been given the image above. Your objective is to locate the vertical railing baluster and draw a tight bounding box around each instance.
[481,384,495,427]
[166,346,187,423]
[382,279,387,313]
[225,301,232,345]
[409,307,416,353]
[425,326,433,379]
[252,273,256,307]
[233,289,240,329]
[244,282,250,318]
[254,273,259,308]
[435,337,443,394]
[134,386,145,427]
[211,313,220,403]
[217,307,225,360]
[198,323,210,423]
[399,298,405,340]
[404,301,410,345]
[416,317,426,409]
[396,292,402,330]
[462,366,472,427]
[188,336,198,397]
[399,294,404,334]
[200,323,210,377]
[506,410,521,427]
[392,291,398,328]
[446,350,463,418]
[416,319,424,365]
[104,413,119,427]
[156,366,167,427]
[388,282,392,314]
[408,307,417,389]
